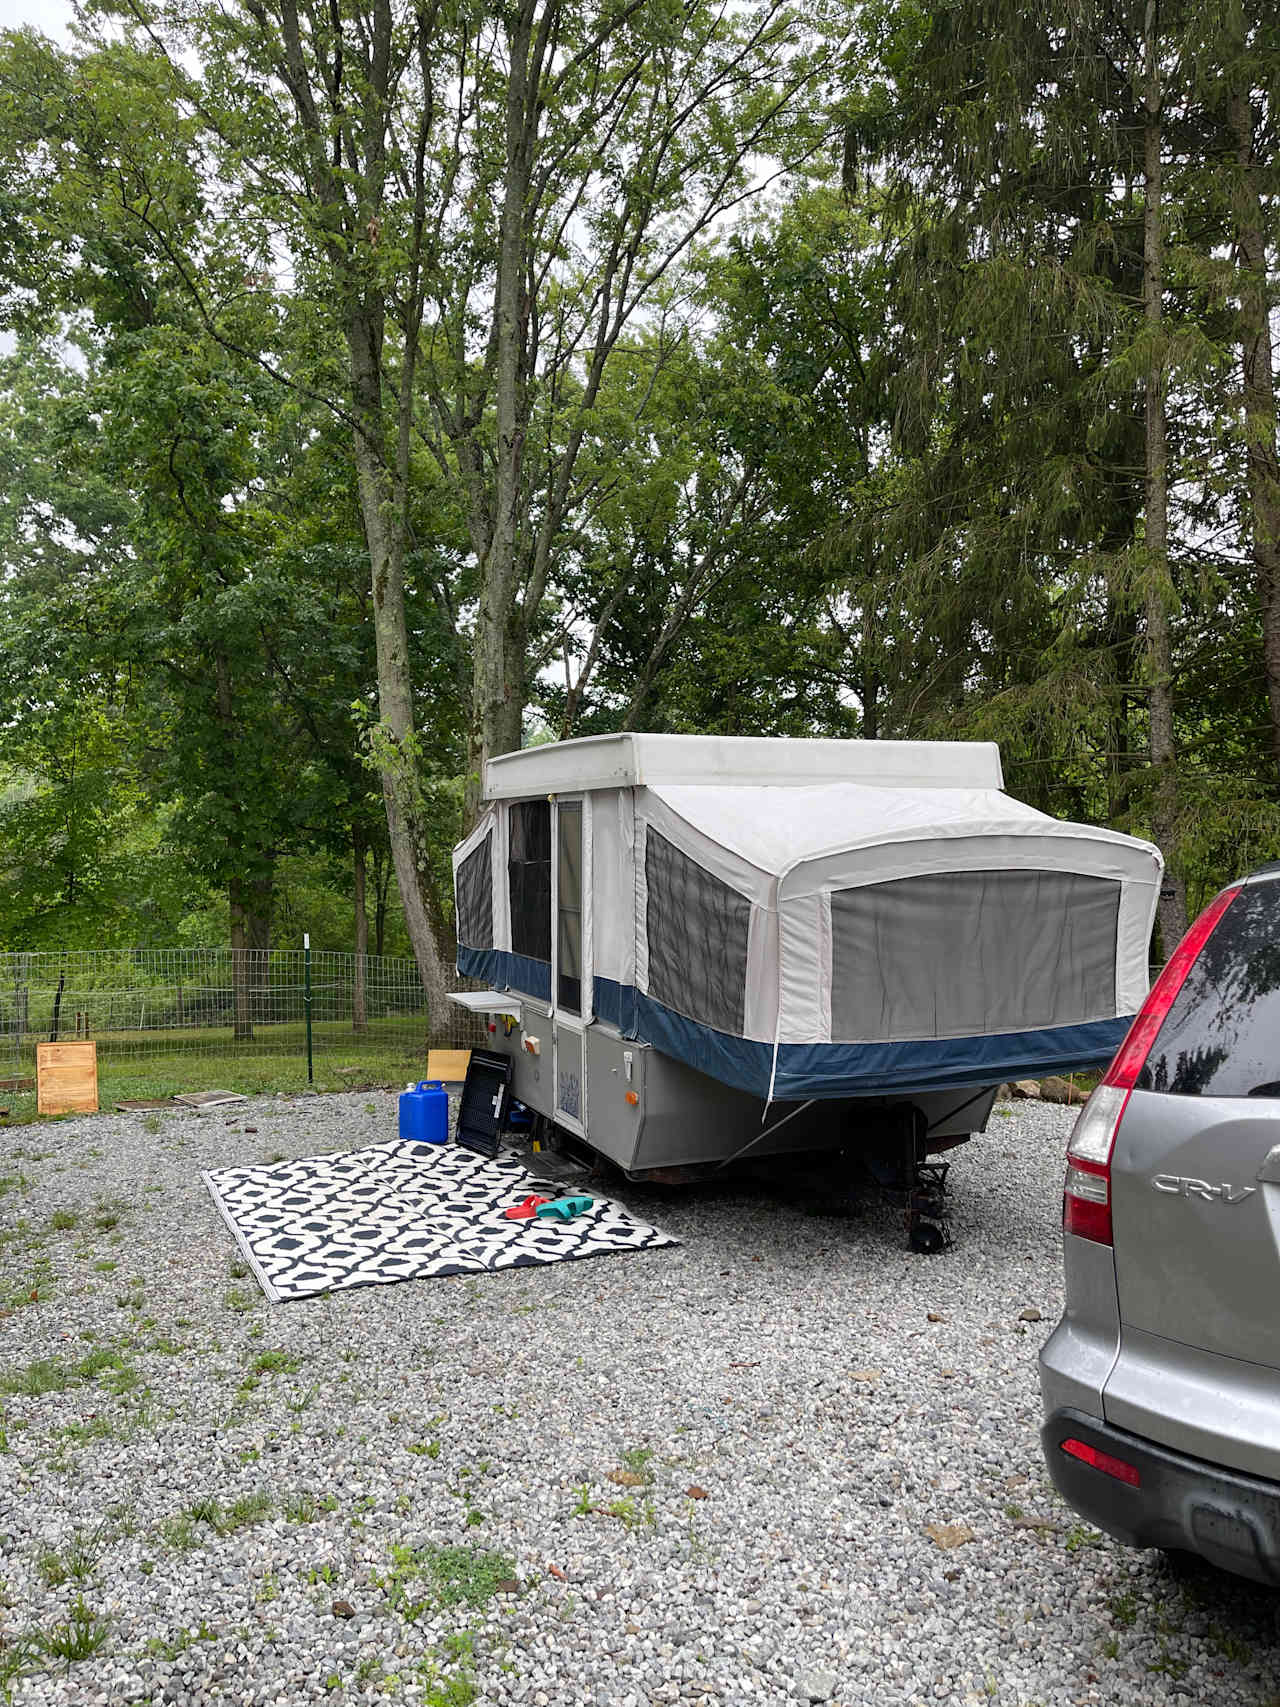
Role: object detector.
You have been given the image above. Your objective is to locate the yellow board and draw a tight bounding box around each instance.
[36,1041,99,1116]
[426,1048,472,1085]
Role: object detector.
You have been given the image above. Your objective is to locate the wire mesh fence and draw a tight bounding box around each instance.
[0,948,480,1074]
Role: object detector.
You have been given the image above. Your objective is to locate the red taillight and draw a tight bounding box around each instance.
[1063,883,1243,1246]
[1060,1436,1141,1488]
[1105,884,1242,1090]
[1063,1085,1129,1244]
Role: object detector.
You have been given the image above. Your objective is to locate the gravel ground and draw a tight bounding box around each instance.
[1,1090,1278,1707]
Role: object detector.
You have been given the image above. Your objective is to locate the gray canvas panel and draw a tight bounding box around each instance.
[646,829,750,1036]
[830,869,1122,1042]
[456,834,493,950]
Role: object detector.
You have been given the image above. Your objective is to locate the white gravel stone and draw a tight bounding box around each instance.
[0,1091,1276,1705]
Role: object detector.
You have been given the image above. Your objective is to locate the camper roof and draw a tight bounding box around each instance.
[483,733,1004,799]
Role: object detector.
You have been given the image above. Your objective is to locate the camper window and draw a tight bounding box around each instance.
[645,829,750,1036]
[509,801,552,965]
[829,868,1121,1041]
[456,834,493,950]
[557,803,583,1014]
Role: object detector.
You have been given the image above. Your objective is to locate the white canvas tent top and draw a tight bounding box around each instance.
[453,734,1162,1102]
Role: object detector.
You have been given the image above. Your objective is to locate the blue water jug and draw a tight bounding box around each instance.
[399,1080,449,1147]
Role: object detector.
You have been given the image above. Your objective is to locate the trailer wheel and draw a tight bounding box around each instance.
[908,1219,947,1255]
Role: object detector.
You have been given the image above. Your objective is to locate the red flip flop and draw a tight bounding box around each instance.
[503,1194,549,1220]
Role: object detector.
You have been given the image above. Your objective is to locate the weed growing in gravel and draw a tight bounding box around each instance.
[35,1526,107,1588]
[225,1285,259,1313]
[157,1516,198,1552]
[40,1595,111,1668]
[1063,1523,1101,1552]
[1,1254,54,1311]
[618,1446,656,1485]
[251,1349,303,1375]
[174,1492,275,1538]
[91,1200,125,1232]
[59,1416,116,1446]
[144,1620,216,1660]
[283,1490,337,1524]
[0,1174,30,1197]
[376,1542,517,1622]
[0,1630,41,1693]
[49,1210,78,1232]
[0,1347,133,1398]
[1108,1590,1138,1627]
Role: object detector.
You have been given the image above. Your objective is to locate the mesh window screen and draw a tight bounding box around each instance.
[456,835,493,950]
[508,801,552,964]
[557,803,582,1014]
[830,868,1121,1041]
[646,829,750,1035]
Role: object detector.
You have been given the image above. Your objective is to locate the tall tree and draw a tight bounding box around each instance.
[67,0,832,1016]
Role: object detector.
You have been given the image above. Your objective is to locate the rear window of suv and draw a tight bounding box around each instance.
[1139,881,1280,1096]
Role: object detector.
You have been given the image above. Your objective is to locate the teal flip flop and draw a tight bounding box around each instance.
[534,1195,594,1222]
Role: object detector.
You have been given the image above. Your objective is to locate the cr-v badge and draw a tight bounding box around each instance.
[1151,1175,1257,1203]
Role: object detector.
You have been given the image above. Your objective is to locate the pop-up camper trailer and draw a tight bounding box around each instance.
[450,735,1162,1245]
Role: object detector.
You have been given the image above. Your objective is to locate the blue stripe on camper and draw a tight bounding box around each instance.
[592,976,622,1028]
[627,989,1130,1101]
[768,1016,1131,1101]
[456,946,551,1001]
[469,957,1130,1100]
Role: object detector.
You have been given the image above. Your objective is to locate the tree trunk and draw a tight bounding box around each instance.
[353,823,368,1035]
[1227,83,1280,787]
[463,0,540,822]
[373,845,390,959]
[347,308,453,1040]
[1141,3,1188,952]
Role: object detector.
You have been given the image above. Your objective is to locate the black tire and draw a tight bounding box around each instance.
[909,1220,946,1255]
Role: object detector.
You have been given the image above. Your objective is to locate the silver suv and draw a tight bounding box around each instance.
[1040,866,1280,1583]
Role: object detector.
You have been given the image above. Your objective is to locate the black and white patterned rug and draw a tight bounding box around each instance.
[201,1140,678,1303]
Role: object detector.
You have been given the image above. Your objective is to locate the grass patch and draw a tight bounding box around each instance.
[49,1209,78,1232]
[377,1542,517,1621]
[0,1034,421,1125]
[0,1347,134,1398]
[251,1350,304,1376]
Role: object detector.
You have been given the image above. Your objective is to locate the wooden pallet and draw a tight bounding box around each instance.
[36,1042,99,1115]
[426,1048,472,1085]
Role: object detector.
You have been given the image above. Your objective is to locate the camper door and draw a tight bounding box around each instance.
[551,796,591,1135]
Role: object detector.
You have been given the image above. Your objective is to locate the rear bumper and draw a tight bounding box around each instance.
[1043,1407,1280,1584]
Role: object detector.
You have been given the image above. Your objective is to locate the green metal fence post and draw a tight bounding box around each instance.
[304,933,314,1084]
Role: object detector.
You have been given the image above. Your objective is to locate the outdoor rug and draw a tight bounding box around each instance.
[201,1139,678,1303]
